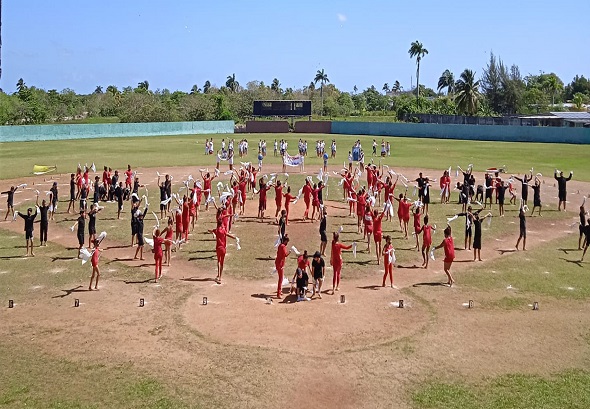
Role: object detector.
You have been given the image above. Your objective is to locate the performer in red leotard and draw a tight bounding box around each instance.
[330,232,353,294]
[275,235,291,299]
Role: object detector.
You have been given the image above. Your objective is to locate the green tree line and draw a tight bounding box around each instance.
[1,50,588,126]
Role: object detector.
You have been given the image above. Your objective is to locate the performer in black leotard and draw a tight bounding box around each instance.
[579,206,588,250]
[513,172,532,205]
[515,205,527,251]
[2,186,18,220]
[531,177,542,216]
[554,170,573,211]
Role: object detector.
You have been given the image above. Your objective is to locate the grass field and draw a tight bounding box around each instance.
[2,133,590,181]
[1,132,589,408]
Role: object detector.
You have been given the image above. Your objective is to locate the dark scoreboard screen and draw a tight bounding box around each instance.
[253,100,312,117]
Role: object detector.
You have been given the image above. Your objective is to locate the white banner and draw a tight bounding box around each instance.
[283,153,305,167]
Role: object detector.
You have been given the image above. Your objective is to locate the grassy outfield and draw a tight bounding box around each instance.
[461,233,590,301]
[1,133,590,181]
[0,343,190,409]
[412,370,590,409]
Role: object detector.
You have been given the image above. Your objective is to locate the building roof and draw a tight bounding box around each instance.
[549,112,590,120]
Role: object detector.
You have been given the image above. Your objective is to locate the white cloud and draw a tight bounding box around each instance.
[337,13,347,23]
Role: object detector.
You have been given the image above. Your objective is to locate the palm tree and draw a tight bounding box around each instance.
[454,69,481,116]
[225,74,239,92]
[309,81,315,92]
[203,80,211,94]
[271,78,281,93]
[353,85,358,94]
[94,85,103,94]
[543,75,562,106]
[314,69,330,114]
[437,69,455,95]
[190,84,200,94]
[572,93,584,110]
[16,78,25,93]
[382,83,390,94]
[408,41,428,100]
[137,80,149,91]
[391,80,402,93]
[106,85,118,96]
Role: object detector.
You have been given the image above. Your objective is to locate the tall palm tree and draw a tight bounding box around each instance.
[203,80,211,94]
[94,85,103,94]
[353,85,358,94]
[225,74,239,92]
[271,78,281,93]
[454,69,481,116]
[106,85,118,96]
[314,69,330,114]
[543,75,562,106]
[137,80,149,91]
[437,69,455,95]
[382,83,390,94]
[16,78,25,93]
[391,80,402,93]
[190,84,200,94]
[408,41,428,100]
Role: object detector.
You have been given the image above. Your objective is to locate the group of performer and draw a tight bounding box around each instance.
[3,146,589,297]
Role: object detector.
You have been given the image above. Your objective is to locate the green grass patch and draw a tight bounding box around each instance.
[412,370,590,409]
[460,234,590,299]
[482,296,532,310]
[0,344,192,409]
[1,133,590,181]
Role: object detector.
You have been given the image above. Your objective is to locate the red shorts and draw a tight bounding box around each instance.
[414,227,421,235]
[423,238,432,247]
[176,225,183,233]
[374,232,382,242]
[365,226,373,234]
[444,257,454,264]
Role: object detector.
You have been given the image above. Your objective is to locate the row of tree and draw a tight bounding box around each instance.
[1,49,588,125]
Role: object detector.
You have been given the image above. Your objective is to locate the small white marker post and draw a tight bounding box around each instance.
[203,297,208,306]
[8,300,14,308]
[469,300,474,309]
[139,298,145,307]
[398,299,404,309]
[532,302,539,311]
[74,299,80,308]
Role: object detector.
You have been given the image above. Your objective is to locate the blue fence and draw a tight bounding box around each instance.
[0,121,235,142]
[331,122,590,144]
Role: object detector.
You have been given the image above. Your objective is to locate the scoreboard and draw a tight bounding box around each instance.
[252,100,312,117]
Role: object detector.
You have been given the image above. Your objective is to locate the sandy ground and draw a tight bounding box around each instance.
[0,164,589,408]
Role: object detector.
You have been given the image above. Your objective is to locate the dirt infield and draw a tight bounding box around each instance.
[1,164,589,408]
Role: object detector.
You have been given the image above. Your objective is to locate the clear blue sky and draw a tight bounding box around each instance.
[2,0,589,94]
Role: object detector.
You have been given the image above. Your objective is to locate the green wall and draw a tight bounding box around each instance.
[331,122,590,144]
[0,121,234,142]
